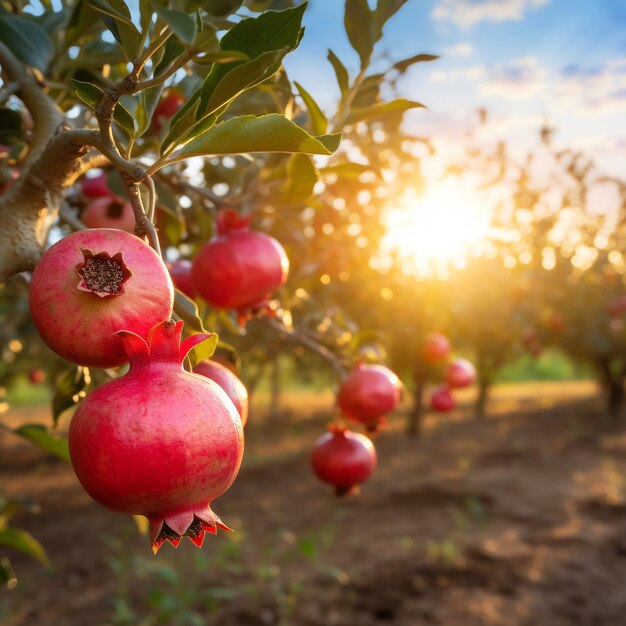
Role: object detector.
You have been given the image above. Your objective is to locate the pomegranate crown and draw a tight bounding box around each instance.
[115,320,214,367]
[216,209,250,235]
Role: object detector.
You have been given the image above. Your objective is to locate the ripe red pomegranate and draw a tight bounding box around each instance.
[192,210,289,317]
[152,90,185,132]
[168,259,196,300]
[82,196,136,233]
[608,295,626,318]
[311,425,377,496]
[194,359,249,426]
[337,363,401,431]
[430,385,455,412]
[29,229,173,368]
[81,172,112,199]
[445,358,476,389]
[69,320,244,553]
[423,333,451,364]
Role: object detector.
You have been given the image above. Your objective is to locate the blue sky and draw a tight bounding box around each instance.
[284,0,626,177]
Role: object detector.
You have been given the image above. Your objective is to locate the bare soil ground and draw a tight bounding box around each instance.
[3,381,626,626]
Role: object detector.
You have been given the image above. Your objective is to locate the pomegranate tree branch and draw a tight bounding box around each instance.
[265,317,347,380]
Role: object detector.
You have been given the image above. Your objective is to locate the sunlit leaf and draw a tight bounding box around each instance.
[51,364,90,426]
[84,0,141,59]
[374,0,409,38]
[327,49,349,96]
[344,0,374,69]
[13,425,70,462]
[174,290,207,334]
[168,114,341,162]
[282,154,318,203]
[0,528,50,567]
[294,81,328,136]
[393,53,439,74]
[345,98,425,124]
[150,2,196,43]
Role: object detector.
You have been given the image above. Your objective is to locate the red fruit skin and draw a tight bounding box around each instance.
[82,197,136,233]
[69,320,244,553]
[430,385,455,412]
[311,427,377,496]
[445,358,476,389]
[81,173,112,199]
[152,92,185,132]
[337,363,401,429]
[192,211,289,312]
[29,229,174,368]
[423,333,451,364]
[194,360,249,427]
[169,259,197,300]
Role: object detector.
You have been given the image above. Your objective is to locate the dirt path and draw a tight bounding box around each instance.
[3,381,626,626]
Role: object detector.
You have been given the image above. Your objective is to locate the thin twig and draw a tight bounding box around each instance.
[143,174,156,223]
[265,317,347,380]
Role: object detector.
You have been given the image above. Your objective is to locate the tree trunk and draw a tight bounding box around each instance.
[598,357,625,424]
[407,377,424,438]
[269,357,282,416]
[475,378,490,420]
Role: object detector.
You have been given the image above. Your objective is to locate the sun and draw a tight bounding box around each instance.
[377,176,493,277]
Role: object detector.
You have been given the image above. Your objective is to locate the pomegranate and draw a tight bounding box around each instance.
[311,425,377,496]
[168,259,196,300]
[192,210,289,317]
[152,90,185,132]
[28,369,45,384]
[422,333,451,364]
[81,172,112,199]
[29,229,173,368]
[430,385,455,412]
[194,359,249,426]
[82,196,136,233]
[445,358,476,389]
[337,363,401,431]
[69,320,244,553]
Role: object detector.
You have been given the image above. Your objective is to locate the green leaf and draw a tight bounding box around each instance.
[327,50,349,96]
[197,4,306,118]
[169,114,341,162]
[393,53,439,74]
[294,81,327,136]
[320,162,373,179]
[153,38,186,75]
[150,2,196,43]
[174,290,207,334]
[64,1,102,48]
[345,98,425,124]
[196,0,244,16]
[193,50,251,65]
[0,528,50,567]
[13,425,70,463]
[344,0,374,69]
[0,15,53,72]
[374,0,409,39]
[137,85,164,137]
[187,333,219,368]
[84,0,141,59]
[0,557,16,587]
[282,154,318,203]
[51,364,90,426]
[0,108,25,144]
[70,79,135,135]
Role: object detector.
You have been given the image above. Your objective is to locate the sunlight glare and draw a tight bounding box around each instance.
[378,177,493,277]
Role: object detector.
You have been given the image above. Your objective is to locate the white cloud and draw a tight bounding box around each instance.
[432,0,550,28]
[443,42,475,57]
[479,56,546,99]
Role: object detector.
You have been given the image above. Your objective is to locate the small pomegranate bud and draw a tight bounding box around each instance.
[445,358,476,389]
[311,425,377,496]
[194,359,249,426]
[28,369,45,384]
[69,320,244,554]
[337,363,401,430]
[29,229,173,368]
[422,333,451,364]
[430,385,455,412]
[192,209,289,316]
